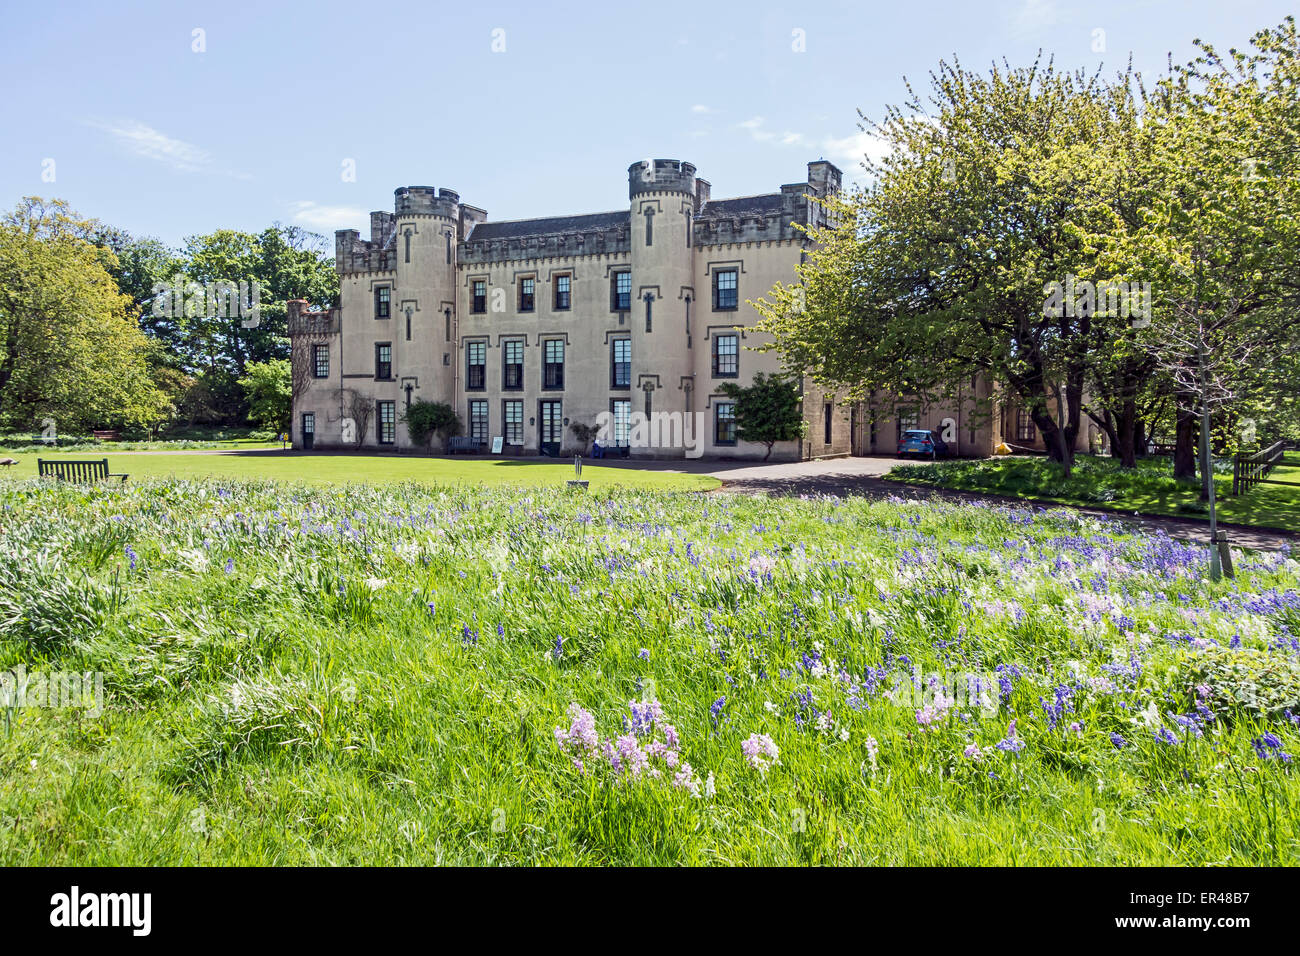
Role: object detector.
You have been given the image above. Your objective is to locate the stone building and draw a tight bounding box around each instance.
[290,157,857,460]
[288,156,1093,461]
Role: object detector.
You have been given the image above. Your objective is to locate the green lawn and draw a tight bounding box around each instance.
[0,449,720,492]
[890,453,1300,532]
[1,478,1297,864]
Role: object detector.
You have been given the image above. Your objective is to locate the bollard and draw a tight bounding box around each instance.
[1215,531,1234,579]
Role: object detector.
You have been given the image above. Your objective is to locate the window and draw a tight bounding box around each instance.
[554,275,571,310]
[645,208,653,246]
[897,409,919,440]
[713,269,738,310]
[375,286,391,319]
[612,271,631,311]
[612,399,631,446]
[611,338,631,388]
[824,403,833,444]
[405,307,412,341]
[715,401,737,445]
[519,277,535,312]
[712,333,739,377]
[313,344,329,378]
[540,400,563,445]
[644,293,653,333]
[1016,408,1036,442]
[375,343,392,380]
[503,340,524,390]
[404,230,412,264]
[469,400,489,446]
[472,280,487,314]
[377,401,395,444]
[503,400,524,445]
[543,339,564,389]
[466,341,486,390]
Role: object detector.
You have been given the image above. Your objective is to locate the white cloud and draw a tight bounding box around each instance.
[288,201,367,232]
[690,104,713,114]
[1009,0,1061,37]
[89,119,251,179]
[93,120,212,172]
[820,130,890,170]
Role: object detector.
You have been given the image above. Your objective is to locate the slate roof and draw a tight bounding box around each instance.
[465,210,629,242]
[699,194,785,218]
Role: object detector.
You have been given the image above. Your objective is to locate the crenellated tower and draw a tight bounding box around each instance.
[628,159,697,446]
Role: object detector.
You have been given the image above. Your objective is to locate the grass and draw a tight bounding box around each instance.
[0,450,720,492]
[0,477,1297,865]
[891,453,1300,532]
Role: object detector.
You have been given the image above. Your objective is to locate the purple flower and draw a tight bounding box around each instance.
[1109,732,1127,749]
[741,733,780,774]
[552,635,563,662]
[638,648,650,660]
[124,545,137,571]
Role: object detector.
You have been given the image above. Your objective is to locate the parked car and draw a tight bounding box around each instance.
[897,428,950,460]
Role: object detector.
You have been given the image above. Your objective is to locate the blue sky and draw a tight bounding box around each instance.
[2,0,1293,248]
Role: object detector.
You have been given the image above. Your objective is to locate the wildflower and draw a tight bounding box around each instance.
[710,696,727,727]
[497,623,505,638]
[673,763,701,796]
[1153,727,1179,746]
[461,624,479,646]
[963,744,983,761]
[552,635,563,662]
[1109,732,1127,749]
[1068,721,1083,736]
[124,545,137,571]
[638,648,650,660]
[553,703,599,756]
[741,733,780,775]
[865,736,880,770]
[1252,733,1293,763]
[995,719,1024,753]
[704,771,717,798]
[224,558,235,574]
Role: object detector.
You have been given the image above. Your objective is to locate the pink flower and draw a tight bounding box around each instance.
[742,733,780,774]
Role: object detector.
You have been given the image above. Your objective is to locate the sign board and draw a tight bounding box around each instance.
[491,436,504,454]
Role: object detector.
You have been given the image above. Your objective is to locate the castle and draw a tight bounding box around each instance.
[288,157,1077,460]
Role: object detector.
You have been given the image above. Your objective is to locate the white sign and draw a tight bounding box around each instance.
[491,436,504,454]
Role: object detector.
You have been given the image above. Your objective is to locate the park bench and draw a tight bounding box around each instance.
[447,436,479,454]
[91,430,120,441]
[37,458,129,483]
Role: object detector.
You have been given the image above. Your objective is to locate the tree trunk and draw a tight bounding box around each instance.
[1116,399,1137,469]
[1173,394,1198,481]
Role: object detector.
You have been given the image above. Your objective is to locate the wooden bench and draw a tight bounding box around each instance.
[37,458,129,483]
[91,430,120,441]
[446,436,479,454]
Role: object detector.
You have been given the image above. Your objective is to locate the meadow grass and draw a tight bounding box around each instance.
[0,477,1297,865]
[892,453,1300,532]
[0,453,720,492]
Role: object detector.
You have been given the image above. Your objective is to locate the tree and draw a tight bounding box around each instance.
[569,422,599,454]
[0,198,170,435]
[343,389,375,449]
[755,58,1147,477]
[237,359,291,433]
[401,399,460,450]
[718,373,806,460]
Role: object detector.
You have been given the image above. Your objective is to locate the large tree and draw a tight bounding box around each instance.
[0,198,169,434]
[755,57,1145,476]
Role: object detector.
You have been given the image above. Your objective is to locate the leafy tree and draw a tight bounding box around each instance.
[237,359,291,433]
[569,422,599,454]
[718,373,806,460]
[0,197,169,434]
[402,400,461,450]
